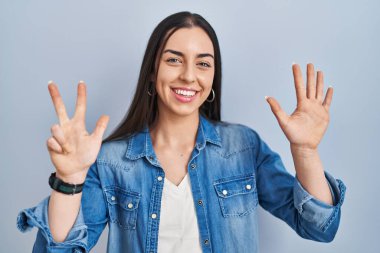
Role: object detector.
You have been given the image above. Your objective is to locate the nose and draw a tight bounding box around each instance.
[179,64,196,83]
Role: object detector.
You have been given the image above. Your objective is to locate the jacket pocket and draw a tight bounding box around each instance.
[213,174,258,217]
[104,186,141,229]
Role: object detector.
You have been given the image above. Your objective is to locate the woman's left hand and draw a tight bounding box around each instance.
[266,63,333,150]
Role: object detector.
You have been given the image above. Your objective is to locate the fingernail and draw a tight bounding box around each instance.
[48,80,54,84]
[79,80,85,83]
[328,85,333,88]
[265,96,269,100]
[292,62,296,65]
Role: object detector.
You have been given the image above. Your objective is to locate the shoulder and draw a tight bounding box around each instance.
[213,120,262,149]
[97,138,130,164]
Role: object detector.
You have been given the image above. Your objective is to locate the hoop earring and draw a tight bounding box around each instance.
[147,82,154,96]
[206,88,215,102]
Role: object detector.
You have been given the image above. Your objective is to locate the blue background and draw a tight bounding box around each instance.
[1,0,378,252]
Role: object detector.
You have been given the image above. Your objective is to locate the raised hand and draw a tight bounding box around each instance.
[47,81,109,183]
[265,63,333,150]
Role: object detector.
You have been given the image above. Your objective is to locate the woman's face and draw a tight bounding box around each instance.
[154,27,215,119]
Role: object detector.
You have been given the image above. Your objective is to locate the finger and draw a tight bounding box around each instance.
[74,81,87,121]
[306,63,316,99]
[47,137,63,153]
[292,63,306,104]
[92,115,110,140]
[322,86,334,111]
[48,81,70,125]
[50,124,72,153]
[265,96,289,128]
[316,71,324,102]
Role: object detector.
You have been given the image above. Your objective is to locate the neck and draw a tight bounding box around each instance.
[150,112,200,149]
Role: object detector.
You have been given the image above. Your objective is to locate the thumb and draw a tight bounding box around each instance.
[92,115,110,140]
[265,96,288,127]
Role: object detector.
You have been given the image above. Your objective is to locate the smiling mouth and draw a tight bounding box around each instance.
[171,88,199,97]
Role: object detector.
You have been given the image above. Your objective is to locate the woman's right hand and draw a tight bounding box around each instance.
[46,81,109,183]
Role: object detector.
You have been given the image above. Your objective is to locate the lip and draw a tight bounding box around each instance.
[171,88,199,103]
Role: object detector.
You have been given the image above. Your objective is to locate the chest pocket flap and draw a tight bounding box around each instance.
[104,186,141,229]
[214,174,258,217]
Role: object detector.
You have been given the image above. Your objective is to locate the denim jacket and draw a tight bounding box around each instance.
[17,115,346,253]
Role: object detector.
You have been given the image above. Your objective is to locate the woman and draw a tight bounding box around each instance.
[17,11,345,253]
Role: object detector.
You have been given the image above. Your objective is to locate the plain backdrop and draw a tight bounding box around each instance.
[1,0,379,252]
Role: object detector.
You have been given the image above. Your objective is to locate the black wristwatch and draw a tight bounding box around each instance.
[48,172,85,195]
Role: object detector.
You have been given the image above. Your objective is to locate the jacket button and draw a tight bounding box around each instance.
[190,163,196,169]
[157,176,163,181]
[246,184,252,190]
[222,190,228,196]
[151,213,157,219]
[127,203,133,209]
[149,156,154,160]
[198,199,203,205]
[204,239,209,245]
[111,196,116,201]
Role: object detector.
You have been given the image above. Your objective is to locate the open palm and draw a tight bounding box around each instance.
[266,63,333,150]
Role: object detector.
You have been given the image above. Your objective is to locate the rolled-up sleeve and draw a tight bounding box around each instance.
[17,197,88,252]
[16,161,107,253]
[293,171,346,232]
[249,128,346,243]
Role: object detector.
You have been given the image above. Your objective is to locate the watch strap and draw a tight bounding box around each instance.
[49,172,85,195]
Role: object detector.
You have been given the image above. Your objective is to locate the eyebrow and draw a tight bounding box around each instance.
[163,49,214,59]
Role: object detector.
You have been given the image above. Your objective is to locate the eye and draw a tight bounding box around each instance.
[166,58,181,64]
[198,62,211,68]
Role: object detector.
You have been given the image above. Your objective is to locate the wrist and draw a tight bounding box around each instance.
[290,144,318,156]
[56,171,87,184]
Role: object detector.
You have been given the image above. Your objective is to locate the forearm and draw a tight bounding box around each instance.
[290,144,333,205]
[48,172,86,242]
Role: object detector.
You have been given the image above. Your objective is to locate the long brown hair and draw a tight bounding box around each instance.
[103,11,222,143]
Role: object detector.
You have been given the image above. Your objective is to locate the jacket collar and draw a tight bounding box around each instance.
[125,114,221,162]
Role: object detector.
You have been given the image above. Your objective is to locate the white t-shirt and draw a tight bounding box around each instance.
[157,173,203,253]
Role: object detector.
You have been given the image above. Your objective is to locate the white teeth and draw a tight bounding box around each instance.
[174,89,196,97]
